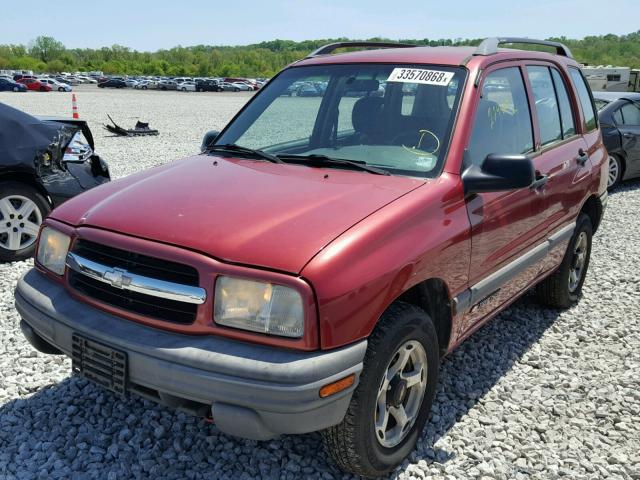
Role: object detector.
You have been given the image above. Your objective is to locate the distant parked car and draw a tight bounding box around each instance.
[60,76,81,86]
[0,78,27,92]
[124,79,139,88]
[232,82,253,91]
[218,82,238,92]
[195,80,222,92]
[594,91,640,188]
[158,80,178,91]
[38,78,72,92]
[135,80,158,90]
[98,79,126,89]
[177,81,197,92]
[16,78,51,92]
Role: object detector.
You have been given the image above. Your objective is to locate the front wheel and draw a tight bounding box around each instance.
[537,213,593,308]
[0,182,51,262]
[322,303,440,477]
[13,86,18,92]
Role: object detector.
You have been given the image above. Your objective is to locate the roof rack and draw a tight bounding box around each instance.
[306,41,417,58]
[474,37,573,58]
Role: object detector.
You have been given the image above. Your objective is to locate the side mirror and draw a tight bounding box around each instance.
[201,130,220,152]
[462,154,535,195]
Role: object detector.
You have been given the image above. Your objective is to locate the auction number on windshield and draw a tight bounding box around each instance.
[387,68,454,86]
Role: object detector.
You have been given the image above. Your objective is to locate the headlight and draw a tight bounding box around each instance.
[214,276,304,338]
[36,227,71,275]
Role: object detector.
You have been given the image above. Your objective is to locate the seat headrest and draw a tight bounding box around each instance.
[352,96,384,135]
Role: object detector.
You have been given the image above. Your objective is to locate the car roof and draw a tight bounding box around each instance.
[294,45,579,69]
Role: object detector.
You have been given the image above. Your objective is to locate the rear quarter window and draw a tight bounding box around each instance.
[569,68,598,131]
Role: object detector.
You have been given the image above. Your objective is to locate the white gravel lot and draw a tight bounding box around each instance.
[1,86,639,480]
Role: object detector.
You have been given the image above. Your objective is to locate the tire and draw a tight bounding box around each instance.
[537,213,593,308]
[58,87,64,92]
[607,154,623,189]
[322,302,440,477]
[0,182,51,263]
[13,86,18,92]
[142,86,147,90]
[234,87,239,92]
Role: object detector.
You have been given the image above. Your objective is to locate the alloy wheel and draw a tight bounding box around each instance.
[374,340,428,448]
[568,231,588,293]
[0,195,42,251]
[608,155,620,188]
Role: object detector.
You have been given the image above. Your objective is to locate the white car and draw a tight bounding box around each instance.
[177,81,196,92]
[38,78,72,92]
[232,82,253,91]
[124,79,139,88]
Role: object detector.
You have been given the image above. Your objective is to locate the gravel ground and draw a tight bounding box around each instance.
[1,87,639,480]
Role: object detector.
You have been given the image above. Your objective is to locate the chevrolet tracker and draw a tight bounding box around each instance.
[16,38,607,476]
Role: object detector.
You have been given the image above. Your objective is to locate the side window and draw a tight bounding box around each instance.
[613,108,624,125]
[569,68,597,131]
[526,66,562,146]
[467,67,533,166]
[620,102,640,125]
[550,69,576,138]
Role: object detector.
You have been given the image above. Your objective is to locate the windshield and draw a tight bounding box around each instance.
[215,64,466,177]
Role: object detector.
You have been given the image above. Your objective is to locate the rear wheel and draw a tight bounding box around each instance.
[537,213,593,308]
[0,182,50,262]
[58,87,64,92]
[607,154,623,189]
[322,302,440,477]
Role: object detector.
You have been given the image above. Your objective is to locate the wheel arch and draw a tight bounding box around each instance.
[0,172,52,207]
[392,278,453,357]
[579,194,603,234]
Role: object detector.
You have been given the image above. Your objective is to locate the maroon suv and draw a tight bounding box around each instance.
[16,38,607,476]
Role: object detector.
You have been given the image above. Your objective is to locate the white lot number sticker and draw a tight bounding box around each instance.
[387,68,453,86]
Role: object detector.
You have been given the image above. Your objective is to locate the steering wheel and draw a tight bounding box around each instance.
[392,129,440,155]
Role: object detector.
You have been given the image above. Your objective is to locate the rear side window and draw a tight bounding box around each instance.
[467,67,533,166]
[569,68,597,131]
[619,102,640,125]
[550,69,576,138]
[526,66,562,146]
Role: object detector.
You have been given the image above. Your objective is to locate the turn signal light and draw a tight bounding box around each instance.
[319,374,356,398]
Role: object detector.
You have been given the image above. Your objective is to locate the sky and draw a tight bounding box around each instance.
[1,0,639,51]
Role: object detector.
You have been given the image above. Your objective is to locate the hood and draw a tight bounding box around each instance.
[51,155,424,273]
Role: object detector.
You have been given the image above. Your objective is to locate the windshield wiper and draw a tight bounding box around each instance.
[276,154,390,175]
[206,144,282,163]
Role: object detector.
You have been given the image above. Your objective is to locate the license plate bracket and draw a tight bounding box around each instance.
[71,334,127,396]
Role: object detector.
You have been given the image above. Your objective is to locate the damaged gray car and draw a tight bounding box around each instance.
[0,103,110,262]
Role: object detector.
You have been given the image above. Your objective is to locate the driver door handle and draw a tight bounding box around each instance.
[530,173,549,190]
[576,149,589,166]
[622,132,634,138]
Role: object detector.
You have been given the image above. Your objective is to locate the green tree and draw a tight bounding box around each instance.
[29,36,65,63]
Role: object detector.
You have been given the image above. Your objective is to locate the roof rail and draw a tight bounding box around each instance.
[306,41,417,58]
[474,37,573,58]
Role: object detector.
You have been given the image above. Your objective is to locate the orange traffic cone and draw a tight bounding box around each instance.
[72,94,79,119]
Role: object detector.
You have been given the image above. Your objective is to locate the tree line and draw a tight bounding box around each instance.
[1,32,639,77]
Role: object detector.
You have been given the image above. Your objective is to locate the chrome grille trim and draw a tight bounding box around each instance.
[66,252,206,305]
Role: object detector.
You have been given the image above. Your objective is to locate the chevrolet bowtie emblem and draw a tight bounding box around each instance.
[103,268,132,289]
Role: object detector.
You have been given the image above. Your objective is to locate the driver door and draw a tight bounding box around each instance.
[460,64,547,334]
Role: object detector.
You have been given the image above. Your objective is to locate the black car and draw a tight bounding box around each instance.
[195,80,223,92]
[0,103,110,262]
[594,91,640,188]
[0,78,27,92]
[98,79,126,88]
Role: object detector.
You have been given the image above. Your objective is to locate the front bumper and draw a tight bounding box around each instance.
[15,269,366,440]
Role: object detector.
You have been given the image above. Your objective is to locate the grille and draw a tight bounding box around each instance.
[69,240,199,324]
